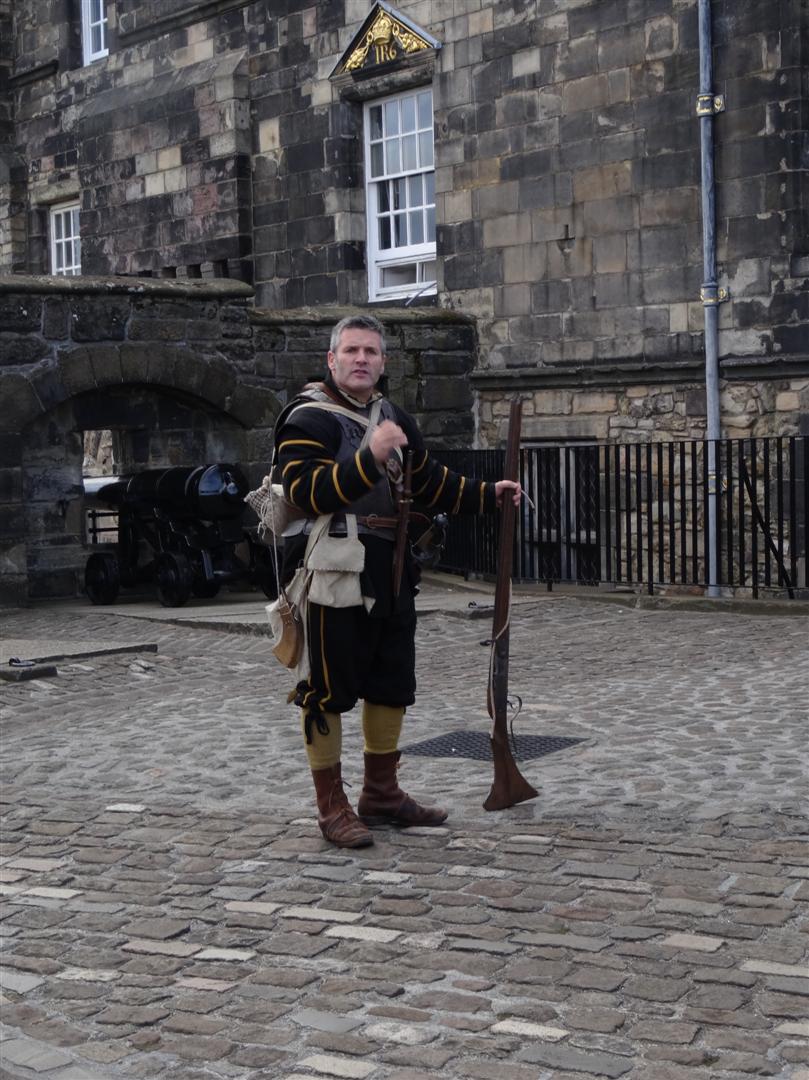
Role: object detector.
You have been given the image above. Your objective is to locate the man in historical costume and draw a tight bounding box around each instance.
[275,314,521,849]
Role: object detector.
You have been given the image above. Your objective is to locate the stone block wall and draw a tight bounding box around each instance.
[0,275,479,600]
[1,0,806,450]
[0,275,277,601]
[477,376,809,447]
[427,0,807,376]
[77,55,252,279]
[4,0,255,279]
[248,306,478,445]
[0,0,14,269]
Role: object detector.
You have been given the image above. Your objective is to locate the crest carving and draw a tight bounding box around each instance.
[333,3,439,78]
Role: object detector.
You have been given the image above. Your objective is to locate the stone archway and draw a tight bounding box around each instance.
[0,276,286,602]
[19,376,273,599]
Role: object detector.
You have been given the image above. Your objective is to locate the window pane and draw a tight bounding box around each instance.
[370,105,383,141]
[394,214,407,247]
[55,214,63,240]
[419,131,433,168]
[365,89,437,301]
[409,211,423,245]
[71,209,80,234]
[92,25,102,53]
[381,264,417,288]
[385,139,400,174]
[417,91,432,128]
[401,96,416,132]
[74,236,81,265]
[91,0,103,19]
[55,245,64,270]
[384,100,399,135]
[402,134,417,172]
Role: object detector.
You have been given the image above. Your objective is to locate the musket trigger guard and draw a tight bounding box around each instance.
[507,694,523,719]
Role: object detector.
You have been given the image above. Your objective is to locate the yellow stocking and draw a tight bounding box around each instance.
[362,702,404,755]
[301,711,342,770]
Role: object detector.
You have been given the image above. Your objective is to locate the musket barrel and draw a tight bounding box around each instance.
[484,398,539,812]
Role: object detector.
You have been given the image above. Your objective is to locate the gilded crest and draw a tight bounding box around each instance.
[333,3,440,77]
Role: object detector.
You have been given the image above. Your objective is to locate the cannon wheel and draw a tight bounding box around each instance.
[85,552,120,605]
[156,552,193,607]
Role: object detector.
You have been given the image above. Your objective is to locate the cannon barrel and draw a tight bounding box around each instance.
[91,464,249,521]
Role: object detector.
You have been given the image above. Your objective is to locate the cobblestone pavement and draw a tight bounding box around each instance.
[1,593,807,1080]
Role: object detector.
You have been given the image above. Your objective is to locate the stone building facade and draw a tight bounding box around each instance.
[2,0,807,444]
[0,0,807,599]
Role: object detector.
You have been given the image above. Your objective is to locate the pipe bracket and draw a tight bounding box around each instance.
[700,284,729,305]
[696,93,725,115]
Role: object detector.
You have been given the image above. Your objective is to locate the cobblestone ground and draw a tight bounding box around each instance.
[0,597,807,1080]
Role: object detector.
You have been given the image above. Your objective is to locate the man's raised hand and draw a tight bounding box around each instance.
[369,420,408,465]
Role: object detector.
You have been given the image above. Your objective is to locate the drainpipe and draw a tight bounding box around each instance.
[697,0,726,597]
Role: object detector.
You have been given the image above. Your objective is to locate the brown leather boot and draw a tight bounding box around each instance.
[312,764,373,849]
[358,751,448,827]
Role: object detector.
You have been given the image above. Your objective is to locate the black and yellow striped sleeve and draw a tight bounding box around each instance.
[395,408,497,517]
[410,447,497,516]
[276,417,383,517]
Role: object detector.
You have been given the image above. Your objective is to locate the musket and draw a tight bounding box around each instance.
[392,449,412,598]
[484,399,539,812]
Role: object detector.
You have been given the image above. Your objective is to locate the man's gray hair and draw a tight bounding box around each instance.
[330,314,387,355]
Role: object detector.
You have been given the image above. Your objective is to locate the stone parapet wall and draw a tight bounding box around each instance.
[476,363,809,446]
[248,306,477,445]
[0,276,479,601]
[0,275,275,602]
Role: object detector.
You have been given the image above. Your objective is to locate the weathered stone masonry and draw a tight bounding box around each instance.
[2,0,806,442]
[0,274,477,601]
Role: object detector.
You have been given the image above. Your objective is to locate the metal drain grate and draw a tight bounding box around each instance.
[403,730,583,762]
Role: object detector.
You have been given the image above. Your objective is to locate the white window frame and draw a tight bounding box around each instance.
[364,87,436,303]
[50,203,81,276]
[82,0,108,66]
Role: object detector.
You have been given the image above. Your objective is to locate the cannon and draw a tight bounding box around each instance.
[84,464,276,607]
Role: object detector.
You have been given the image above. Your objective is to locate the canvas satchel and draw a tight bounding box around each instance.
[306,513,365,608]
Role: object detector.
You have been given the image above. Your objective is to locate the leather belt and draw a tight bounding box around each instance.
[284,513,398,539]
[357,515,399,530]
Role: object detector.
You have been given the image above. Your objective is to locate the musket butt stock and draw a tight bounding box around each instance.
[484,757,539,812]
[484,398,539,812]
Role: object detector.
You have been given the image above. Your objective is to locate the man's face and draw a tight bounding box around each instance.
[327,327,386,403]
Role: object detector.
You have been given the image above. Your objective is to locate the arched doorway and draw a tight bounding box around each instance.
[15,366,280,601]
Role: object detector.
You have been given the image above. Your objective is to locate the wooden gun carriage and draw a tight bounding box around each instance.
[84,464,276,607]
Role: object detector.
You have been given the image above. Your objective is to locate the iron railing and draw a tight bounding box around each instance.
[435,436,807,599]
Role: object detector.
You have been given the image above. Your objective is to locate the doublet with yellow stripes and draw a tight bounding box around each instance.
[275,385,497,528]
